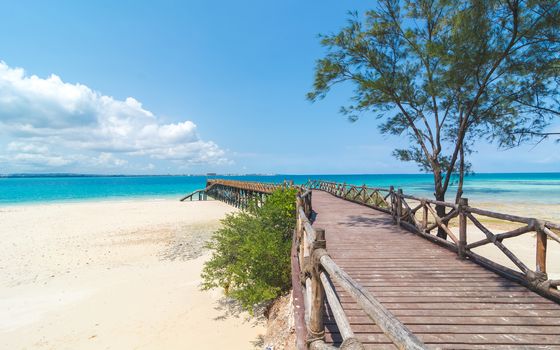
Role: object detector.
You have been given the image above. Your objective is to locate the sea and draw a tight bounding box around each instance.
[0,173,559,205]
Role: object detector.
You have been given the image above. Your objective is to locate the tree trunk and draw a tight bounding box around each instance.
[455,144,465,204]
[433,170,447,239]
[435,190,447,239]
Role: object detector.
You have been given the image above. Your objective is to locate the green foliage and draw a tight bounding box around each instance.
[201,188,297,311]
[309,0,560,201]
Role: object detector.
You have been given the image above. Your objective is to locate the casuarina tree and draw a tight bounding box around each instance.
[308,0,560,238]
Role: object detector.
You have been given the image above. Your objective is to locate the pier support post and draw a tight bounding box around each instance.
[458,198,468,259]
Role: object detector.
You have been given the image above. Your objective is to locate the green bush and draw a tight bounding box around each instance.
[201,188,297,311]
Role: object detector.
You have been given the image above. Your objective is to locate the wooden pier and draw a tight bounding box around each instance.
[180,179,294,209]
[186,179,560,349]
[309,190,560,349]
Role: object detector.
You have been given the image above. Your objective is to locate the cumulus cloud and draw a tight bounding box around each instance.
[0,61,228,171]
[2,142,74,169]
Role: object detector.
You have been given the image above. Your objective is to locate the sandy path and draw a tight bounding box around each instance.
[0,199,265,350]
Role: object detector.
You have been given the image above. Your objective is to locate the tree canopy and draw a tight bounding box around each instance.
[309,0,560,209]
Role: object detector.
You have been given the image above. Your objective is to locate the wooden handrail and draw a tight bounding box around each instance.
[207,178,294,194]
[320,254,425,350]
[310,179,560,303]
[179,183,217,201]
[319,272,354,341]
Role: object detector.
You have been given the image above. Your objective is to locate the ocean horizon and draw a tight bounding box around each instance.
[1,172,559,206]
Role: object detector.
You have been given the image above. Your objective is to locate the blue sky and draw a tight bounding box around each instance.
[0,0,558,175]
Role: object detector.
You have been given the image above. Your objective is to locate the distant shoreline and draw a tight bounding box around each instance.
[2,171,560,178]
[0,173,279,178]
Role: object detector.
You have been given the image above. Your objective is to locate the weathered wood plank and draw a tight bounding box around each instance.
[342,324,560,335]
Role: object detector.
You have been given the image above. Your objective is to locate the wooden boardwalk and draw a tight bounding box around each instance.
[311,190,560,349]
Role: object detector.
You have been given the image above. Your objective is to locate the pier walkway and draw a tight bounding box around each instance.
[312,190,560,349]
[191,179,560,349]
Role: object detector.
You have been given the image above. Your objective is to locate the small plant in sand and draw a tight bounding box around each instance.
[201,188,297,311]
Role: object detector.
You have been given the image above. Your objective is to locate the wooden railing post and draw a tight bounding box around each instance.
[421,200,428,232]
[309,228,326,344]
[389,186,396,224]
[296,196,305,272]
[458,197,468,259]
[396,189,403,227]
[361,184,366,203]
[536,220,547,275]
[308,191,312,217]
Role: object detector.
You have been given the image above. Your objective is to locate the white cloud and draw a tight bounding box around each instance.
[0,61,228,172]
[7,142,49,155]
[93,152,128,167]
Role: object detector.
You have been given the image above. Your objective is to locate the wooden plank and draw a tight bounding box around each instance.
[340,315,560,326]
[335,307,560,317]
[335,290,541,298]
[336,296,554,304]
[341,302,560,310]
[326,323,560,334]
[328,332,560,345]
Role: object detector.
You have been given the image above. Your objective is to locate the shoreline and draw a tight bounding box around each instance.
[0,193,195,207]
[2,196,558,220]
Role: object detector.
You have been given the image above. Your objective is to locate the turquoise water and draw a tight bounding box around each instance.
[0,173,559,205]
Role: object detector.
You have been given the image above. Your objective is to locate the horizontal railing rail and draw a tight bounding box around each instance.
[207,179,293,194]
[179,183,215,201]
[308,180,560,303]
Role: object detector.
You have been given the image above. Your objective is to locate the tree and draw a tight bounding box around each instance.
[308,0,560,238]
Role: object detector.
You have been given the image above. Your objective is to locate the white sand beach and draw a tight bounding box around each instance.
[0,199,265,350]
[1,196,558,350]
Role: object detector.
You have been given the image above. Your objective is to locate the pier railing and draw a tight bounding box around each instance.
[201,179,294,209]
[294,189,427,350]
[307,180,560,303]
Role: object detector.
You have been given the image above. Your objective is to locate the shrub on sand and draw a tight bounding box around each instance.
[201,188,297,311]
